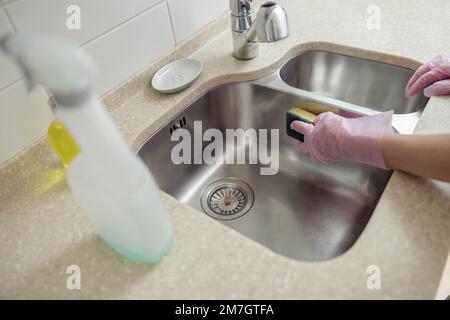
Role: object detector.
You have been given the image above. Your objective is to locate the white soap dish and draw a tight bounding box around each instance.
[151,58,203,94]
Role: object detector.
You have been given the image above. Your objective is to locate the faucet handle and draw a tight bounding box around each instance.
[230,0,253,16]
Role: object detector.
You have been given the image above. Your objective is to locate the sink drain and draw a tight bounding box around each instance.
[200,178,254,220]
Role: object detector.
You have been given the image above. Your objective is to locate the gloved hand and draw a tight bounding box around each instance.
[405,54,450,97]
[290,111,393,169]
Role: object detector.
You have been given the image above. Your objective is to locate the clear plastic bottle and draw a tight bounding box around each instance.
[2,34,173,264]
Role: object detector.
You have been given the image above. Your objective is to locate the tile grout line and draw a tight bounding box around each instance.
[164,0,178,46]
[0,77,22,93]
[2,6,18,33]
[79,0,166,49]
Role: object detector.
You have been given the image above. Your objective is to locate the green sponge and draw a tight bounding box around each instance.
[286,107,317,142]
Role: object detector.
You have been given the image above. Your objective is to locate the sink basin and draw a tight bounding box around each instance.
[279,51,428,114]
[138,50,429,261]
[138,82,392,261]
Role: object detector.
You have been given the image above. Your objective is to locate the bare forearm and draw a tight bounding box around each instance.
[381,134,450,182]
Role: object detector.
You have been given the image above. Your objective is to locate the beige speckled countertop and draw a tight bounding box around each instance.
[1,0,450,299]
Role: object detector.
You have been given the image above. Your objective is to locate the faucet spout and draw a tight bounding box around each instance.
[230,1,289,60]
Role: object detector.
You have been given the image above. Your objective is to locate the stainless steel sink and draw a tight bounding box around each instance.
[279,51,428,114]
[138,51,428,262]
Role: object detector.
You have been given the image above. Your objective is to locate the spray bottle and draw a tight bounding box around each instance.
[1,34,173,263]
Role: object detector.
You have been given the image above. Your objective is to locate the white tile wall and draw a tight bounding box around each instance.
[0,0,229,165]
[84,2,174,94]
[6,0,163,46]
[167,0,228,43]
[0,82,54,163]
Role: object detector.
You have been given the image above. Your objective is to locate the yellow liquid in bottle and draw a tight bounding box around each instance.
[47,120,80,168]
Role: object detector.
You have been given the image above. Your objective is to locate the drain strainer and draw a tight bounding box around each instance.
[200,178,254,220]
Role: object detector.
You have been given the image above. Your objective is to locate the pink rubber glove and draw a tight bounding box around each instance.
[405,54,450,97]
[290,111,393,169]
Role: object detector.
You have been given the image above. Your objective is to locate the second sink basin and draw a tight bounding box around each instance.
[279,51,428,114]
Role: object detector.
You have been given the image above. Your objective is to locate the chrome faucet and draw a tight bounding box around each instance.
[230,0,289,60]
